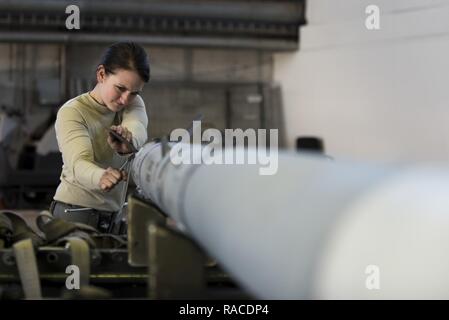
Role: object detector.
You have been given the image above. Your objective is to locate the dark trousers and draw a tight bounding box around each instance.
[49,201,117,234]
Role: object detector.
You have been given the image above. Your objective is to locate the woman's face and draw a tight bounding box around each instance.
[97,66,144,112]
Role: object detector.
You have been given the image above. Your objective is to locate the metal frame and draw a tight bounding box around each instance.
[0,0,306,51]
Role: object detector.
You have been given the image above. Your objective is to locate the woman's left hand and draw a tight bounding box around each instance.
[108,125,134,154]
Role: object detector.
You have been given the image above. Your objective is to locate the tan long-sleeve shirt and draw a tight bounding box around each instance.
[53,92,148,211]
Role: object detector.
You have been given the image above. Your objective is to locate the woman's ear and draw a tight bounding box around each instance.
[96,65,106,83]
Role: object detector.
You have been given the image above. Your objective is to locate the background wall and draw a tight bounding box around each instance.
[274,0,449,164]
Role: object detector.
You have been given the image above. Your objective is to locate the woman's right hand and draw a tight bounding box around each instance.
[99,167,127,191]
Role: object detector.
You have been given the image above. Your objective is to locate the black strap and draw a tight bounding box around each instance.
[49,200,57,214]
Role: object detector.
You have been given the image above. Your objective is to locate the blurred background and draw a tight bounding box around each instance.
[0,0,305,209]
[2,0,449,210]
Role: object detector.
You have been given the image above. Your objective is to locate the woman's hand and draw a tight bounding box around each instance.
[108,125,134,154]
[99,167,128,191]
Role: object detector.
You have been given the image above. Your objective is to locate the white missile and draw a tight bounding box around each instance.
[132,141,449,299]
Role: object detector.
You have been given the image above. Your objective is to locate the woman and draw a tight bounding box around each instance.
[50,42,150,233]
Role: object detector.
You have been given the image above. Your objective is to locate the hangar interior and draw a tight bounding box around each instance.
[2,0,449,301]
[0,0,302,209]
[0,0,306,299]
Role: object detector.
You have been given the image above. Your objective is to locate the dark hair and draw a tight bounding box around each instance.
[99,42,150,82]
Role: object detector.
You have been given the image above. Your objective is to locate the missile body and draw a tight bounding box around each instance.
[132,142,449,299]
